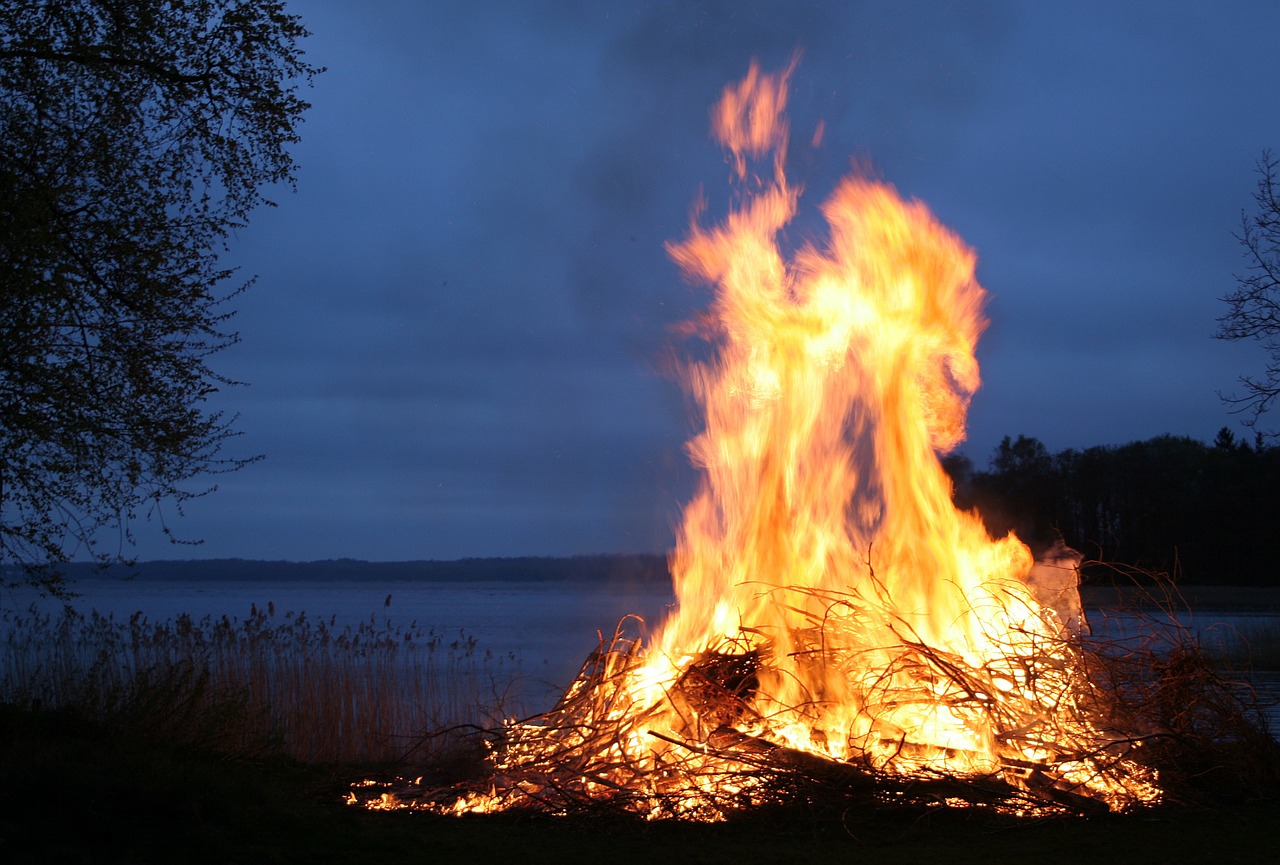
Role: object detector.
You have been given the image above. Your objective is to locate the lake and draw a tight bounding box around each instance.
[2,578,677,710]
[5,577,1277,727]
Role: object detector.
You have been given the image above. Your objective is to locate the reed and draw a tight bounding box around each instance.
[0,603,522,764]
[1198,618,1280,670]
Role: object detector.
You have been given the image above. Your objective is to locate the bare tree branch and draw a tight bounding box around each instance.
[1215,149,1280,432]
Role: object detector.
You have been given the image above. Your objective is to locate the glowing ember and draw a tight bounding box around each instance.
[357,62,1161,818]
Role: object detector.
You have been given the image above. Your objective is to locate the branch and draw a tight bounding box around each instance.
[0,46,213,85]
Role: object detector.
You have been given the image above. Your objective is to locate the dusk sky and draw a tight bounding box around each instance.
[132,1,1280,562]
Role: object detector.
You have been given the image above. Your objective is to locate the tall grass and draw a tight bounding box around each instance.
[0,603,522,764]
[1199,618,1280,670]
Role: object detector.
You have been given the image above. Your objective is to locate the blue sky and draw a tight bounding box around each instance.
[134,0,1280,561]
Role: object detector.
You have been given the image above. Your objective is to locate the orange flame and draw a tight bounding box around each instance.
[652,61,1042,770]
[361,62,1159,818]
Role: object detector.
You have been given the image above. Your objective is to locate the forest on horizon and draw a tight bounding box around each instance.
[946,428,1279,586]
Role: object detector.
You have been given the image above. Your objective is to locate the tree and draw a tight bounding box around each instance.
[1216,149,1280,434]
[1,1,320,594]
[961,435,1061,553]
[988,435,1060,551]
[1212,426,1240,451]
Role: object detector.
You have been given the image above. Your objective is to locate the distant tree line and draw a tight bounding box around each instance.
[42,554,673,586]
[944,430,1280,585]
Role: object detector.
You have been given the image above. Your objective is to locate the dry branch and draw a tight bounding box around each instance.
[349,570,1279,820]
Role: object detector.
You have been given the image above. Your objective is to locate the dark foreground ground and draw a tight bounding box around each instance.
[1,704,1277,865]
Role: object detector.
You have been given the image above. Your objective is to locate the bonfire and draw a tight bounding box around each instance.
[354,62,1181,819]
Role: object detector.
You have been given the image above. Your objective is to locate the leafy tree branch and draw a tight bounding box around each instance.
[1,0,322,594]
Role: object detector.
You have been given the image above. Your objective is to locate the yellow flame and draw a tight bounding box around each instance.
[357,61,1160,818]
[643,61,1040,769]
[619,61,1153,805]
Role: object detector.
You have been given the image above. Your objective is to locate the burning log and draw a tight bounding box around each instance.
[650,719,1111,815]
[672,725,879,791]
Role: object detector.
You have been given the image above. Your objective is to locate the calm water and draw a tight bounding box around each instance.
[5,578,1276,726]
[3,578,677,708]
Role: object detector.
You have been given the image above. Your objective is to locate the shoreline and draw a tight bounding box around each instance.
[1082,584,1280,612]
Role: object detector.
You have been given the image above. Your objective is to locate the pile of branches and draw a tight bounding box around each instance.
[348,582,1278,819]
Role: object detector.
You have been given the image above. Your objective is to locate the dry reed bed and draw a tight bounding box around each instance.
[0,603,519,763]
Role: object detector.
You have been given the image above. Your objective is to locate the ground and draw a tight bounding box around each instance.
[1,704,1277,865]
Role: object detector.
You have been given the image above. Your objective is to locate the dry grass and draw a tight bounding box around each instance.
[0,603,522,763]
[1198,619,1280,669]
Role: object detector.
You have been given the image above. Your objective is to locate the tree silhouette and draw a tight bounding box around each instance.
[1217,149,1280,435]
[965,435,1060,552]
[947,433,1280,586]
[1,1,321,593]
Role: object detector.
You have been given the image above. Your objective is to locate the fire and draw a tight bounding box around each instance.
[657,60,1057,776]
[358,62,1161,817]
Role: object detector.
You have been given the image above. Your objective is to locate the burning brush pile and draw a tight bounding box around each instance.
[351,63,1271,820]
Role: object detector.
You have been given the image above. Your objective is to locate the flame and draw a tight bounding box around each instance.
[657,60,1037,772]
[357,62,1160,818]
